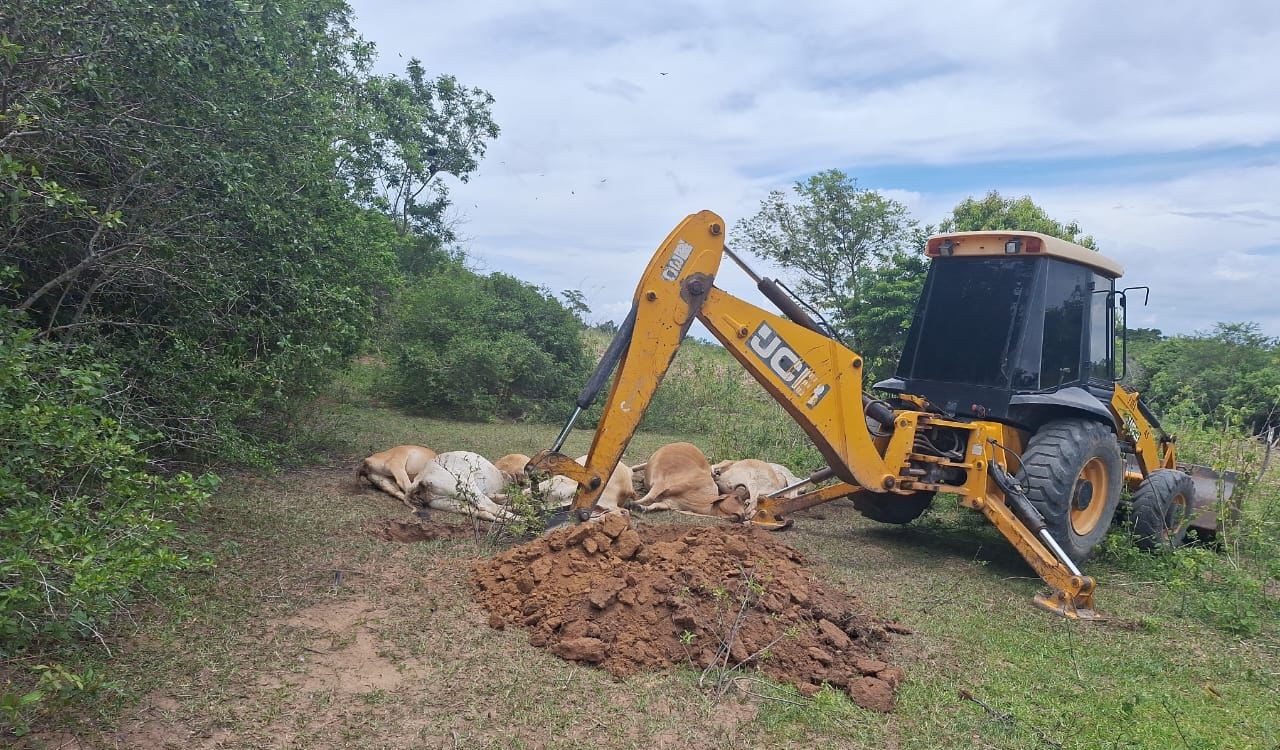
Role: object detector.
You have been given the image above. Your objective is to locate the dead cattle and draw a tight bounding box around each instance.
[538,455,636,513]
[634,442,748,520]
[712,458,793,513]
[357,445,438,509]
[494,453,531,486]
[408,451,516,523]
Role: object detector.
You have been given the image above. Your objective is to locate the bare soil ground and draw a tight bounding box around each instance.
[21,413,1280,749]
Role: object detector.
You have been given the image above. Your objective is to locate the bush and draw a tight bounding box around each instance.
[0,0,426,462]
[387,268,586,420]
[0,313,215,654]
[1129,323,1280,433]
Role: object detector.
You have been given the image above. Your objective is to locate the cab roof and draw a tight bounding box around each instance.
[925,230,1124,278]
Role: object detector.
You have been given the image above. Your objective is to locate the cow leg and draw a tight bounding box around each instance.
[426,497,475,518]
[475,494,518,522]
[638,500,674,513]
[633,485,667,508]
[427,496,514,523]
[367,473,407,502]
[391,463,414,494]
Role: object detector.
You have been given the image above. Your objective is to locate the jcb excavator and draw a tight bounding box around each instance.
[529,210,1222,620]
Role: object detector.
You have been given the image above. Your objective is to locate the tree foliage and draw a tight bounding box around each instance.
[940,190,1098,249]
[1130,323,1280,431]
[0,0,496,460]
[388,268,586,420]
[733,169,922,358]
[0,310,215,653]
[841,249,931,380]
[346,59,500,239]
[0,0,509,692]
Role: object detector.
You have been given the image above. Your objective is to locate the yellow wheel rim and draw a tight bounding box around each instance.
[1070,457,1110,536]
[1165,493,1189,540]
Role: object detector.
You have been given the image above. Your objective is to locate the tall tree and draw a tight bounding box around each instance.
[734,169,919,351]
[0,0,498,459]
[841,245,931,380]
[940,191,1098,249]
[347,61,500,240]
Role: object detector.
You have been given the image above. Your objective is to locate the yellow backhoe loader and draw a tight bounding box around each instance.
[529,210,1234,619]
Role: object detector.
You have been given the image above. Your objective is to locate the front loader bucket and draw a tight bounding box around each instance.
[1179,462,1240,536]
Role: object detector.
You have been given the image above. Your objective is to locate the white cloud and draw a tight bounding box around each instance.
[349,0,1280,337]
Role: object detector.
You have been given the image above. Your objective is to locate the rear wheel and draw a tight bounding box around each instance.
[851,491,935,525]
[1131,469,1197,550]
[1019,419,1123,563]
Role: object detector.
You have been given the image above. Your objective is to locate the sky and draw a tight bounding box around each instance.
[348,0,1280,337]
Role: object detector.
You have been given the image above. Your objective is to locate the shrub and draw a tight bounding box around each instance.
[0,312,215,654]
[387,268,586,420]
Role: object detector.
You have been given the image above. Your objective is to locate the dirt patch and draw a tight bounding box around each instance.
[471,519,905,712]
[368,517,472,543]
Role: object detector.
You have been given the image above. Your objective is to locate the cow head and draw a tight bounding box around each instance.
[712,484,752,522]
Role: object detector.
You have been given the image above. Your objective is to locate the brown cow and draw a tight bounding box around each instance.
[634,442,748,520]
[357,445,438,509]
[493,453,531,486]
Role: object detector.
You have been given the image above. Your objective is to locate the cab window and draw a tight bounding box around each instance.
[1040,261,1089,388]
[1088,274,1114,381]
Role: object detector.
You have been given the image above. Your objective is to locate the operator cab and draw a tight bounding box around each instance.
[876,231,1126,428]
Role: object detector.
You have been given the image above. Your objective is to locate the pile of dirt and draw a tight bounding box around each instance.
[369,518,472,543]
[471,518,906,711]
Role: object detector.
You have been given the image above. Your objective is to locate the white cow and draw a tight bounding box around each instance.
[538,455,636,513]
[712,459,793,514]
[408,451,516,523]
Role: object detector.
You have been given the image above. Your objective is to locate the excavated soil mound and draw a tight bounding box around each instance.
[369,518,472,543]
[471,518,905,711]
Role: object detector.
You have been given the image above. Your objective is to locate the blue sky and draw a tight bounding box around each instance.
[348,0,1280,337]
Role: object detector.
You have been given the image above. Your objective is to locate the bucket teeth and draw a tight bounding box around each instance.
[1033,591,1105,621]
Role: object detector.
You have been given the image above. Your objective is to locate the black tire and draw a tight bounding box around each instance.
[1019,419,1123,563]
[851,491,935,525]
[1131,469,1197,550]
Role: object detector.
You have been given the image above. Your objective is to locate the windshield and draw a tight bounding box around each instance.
[898,257,1038,388]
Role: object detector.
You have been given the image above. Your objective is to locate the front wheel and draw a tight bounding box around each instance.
[1019,419,1124,563]
[1131,469,1197,550]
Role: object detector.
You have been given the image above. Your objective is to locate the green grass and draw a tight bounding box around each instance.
[14,352,1279,749]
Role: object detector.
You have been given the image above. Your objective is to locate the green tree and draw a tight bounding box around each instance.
[1,0,498,460]
[0,312,216,650]
[388,269,586,420]
[349,60,500,239]
[560,289,591,322]
[734,169,919,352]
[1131,323,1280,431]
[940,190,1098,249]
[842,248,931,380]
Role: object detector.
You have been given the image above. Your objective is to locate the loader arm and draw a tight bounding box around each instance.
[530,210,1103,619]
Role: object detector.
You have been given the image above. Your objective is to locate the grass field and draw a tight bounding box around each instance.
[25,386,1278,749]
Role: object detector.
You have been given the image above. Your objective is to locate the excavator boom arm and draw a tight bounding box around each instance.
[530,211,893,513]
